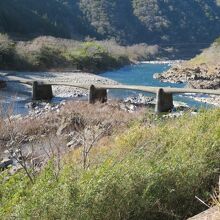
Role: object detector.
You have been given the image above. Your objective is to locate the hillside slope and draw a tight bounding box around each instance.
[0,103,219,219]
[189,37,220,67]
[0,0,220,46]
[155,37,220,89]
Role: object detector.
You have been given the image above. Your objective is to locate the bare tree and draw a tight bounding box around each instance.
[69,119,112,169]
[3,113,37,183]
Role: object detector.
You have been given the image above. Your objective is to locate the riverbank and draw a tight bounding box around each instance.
[154,38,220,106]
[154,63,220,89]
[154,62,220,106]
[0,35,162,73]
[0,97,195,168]
[0,62,215,116]
[0,70,119,98]
[1,100,219,220]
[0,100,147,167]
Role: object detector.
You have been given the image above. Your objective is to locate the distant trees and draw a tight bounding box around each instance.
[0,0,220,44]
[0,36,135,72]
[133,0,168,31]
[0,34,16,68]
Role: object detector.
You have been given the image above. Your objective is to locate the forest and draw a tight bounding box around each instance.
[0,0,220,45]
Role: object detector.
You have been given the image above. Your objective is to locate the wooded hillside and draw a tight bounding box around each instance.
[0,0,220,45]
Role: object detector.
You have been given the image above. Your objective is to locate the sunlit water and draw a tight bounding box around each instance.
[102,63,212,109]
[0,63,213,115]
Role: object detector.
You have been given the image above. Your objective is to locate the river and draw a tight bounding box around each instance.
[0,62,212,115]
[102,62,212,108]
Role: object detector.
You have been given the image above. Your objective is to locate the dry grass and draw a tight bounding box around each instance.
[16,36,80,55]
[212,178,220,209]
[97,39,159,61]
[188,39,220,68]
[0,101,147,159]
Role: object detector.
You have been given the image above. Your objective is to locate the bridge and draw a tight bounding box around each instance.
[1,79,220,113]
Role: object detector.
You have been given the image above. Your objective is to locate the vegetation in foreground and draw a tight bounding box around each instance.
[0,103,219,219]
[0,34,159,72]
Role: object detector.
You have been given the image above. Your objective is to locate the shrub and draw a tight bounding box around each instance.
[30,45,67,70]
[0,34,16,68]
[66,41,129,72]
[2,108,220,219]
[215,37,220,45]
[0,171,29,219]
[0,36,159,72]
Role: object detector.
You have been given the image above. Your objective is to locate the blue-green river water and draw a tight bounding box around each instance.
[1,63,212,115]
[102,63,212,109]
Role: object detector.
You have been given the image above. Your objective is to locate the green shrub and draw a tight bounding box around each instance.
[0,36,130,72]
[0,34,16,68]
[13,161,76,219]
[215,37,220,45]
[0,171,29,219]
[30,45,67,70]
[66,41,129,72]
[1,109,220,219]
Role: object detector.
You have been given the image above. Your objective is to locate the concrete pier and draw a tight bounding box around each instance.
[155,88,174,113]
[2,78,220,112]
[0,80,7,89]
[32,81,53,100]
[89,85,107,104]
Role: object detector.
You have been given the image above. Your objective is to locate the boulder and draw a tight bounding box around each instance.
[194,67,201,73]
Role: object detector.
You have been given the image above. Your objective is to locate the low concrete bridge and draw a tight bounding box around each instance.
[2,79,220,113]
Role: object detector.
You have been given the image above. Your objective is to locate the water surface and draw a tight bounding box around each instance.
[0,63,212,115]
[102,63,212,108]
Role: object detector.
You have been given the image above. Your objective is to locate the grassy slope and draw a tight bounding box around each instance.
[190,38,220,65]
[0,108,220,219]
[187,37,220,73]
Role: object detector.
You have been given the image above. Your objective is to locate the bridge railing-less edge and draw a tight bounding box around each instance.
[2,79,220,113]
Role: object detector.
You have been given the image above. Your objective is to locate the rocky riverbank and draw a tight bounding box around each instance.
[154,39,220,91]
[0,100,148,172]
[154,62,220,106]
[1,71,202,173]
[154,63,220,89]
[0,96,196,171]
[0,70,119,98]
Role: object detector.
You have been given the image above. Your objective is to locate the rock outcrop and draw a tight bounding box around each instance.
[154,64,220,90]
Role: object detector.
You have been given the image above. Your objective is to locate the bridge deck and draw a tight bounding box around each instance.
[3,79,220,96]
